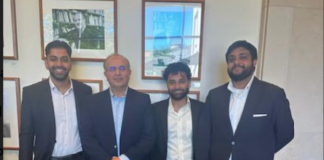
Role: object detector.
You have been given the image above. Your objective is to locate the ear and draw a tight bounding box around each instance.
[104,70,108,79]
[44,59,49,70]
[253,59,257,67]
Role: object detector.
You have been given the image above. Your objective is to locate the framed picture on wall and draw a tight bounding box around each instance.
[39,0,117,62]
[142,0,205,80]
[76,79,103,93]
[42,78,103,93]
[3,0,18,60]
[138,90,200,103]
[3,77,21,149]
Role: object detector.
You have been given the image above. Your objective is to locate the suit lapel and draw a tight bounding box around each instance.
[221,86,233,136]
[105,89,117,141]
[234,78,263,137]
[120,88,133,142]
[41,79,56,142]
[190,99,200,145]
[161,99,169,154]
[72,81,82,121]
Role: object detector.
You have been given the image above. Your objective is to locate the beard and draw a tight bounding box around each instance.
[49,66,70,81]
[228,64,255,82]
[168,87,190,101]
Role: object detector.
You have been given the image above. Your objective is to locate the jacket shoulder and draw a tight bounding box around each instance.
[208,82,229,95]
[152,99,169,108]
[189,98,205,106]
[23,80,49,92]
[255,79,285,94]
[71,79,92,90]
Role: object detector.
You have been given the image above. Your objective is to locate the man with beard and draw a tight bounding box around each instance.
[80,54,155,160]
[206,40,294,160]
[19,40,92,160]
[150,62,210,160]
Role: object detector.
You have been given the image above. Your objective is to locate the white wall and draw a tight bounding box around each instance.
[261,0,323,159]
[3,0,262,158]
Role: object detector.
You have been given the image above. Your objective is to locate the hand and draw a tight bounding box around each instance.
[111,156,121,160]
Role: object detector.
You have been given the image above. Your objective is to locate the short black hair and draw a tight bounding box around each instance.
[163,62,192,81]
[225,40,257,62]
[45,40,72,57]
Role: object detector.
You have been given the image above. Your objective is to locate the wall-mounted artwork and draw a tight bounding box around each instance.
[142,0,205,80]
[3,77,21,149]
[3,0,18,60]
[39,0,117,61]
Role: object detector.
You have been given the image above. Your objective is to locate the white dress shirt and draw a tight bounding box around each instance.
[167,98,193,160]
[227,76,254,160]
[49,78,82,157]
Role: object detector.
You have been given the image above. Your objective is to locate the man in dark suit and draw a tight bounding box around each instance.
[80,54,155,160]
[19,40,92,160]
[206,40,294,160]
[151,62,210,160]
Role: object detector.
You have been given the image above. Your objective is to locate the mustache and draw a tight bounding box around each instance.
[51,66,66,70]
[171,89,185,93]
[231,65,245,70]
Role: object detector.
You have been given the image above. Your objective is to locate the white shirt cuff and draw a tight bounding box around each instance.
[119,154,130,160]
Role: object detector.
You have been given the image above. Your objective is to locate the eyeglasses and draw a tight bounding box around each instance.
[108,66,127,72]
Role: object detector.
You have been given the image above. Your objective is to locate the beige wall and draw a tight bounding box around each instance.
[3,0,263,159]
[261,0,323,159]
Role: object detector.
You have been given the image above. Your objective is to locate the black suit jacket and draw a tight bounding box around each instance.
[206,77,294,160]
[151,98,210,160]
[19,79,92,160]
[79,88,155,160]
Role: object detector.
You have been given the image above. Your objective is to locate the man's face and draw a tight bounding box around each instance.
[73,12,86,30]
[167,72,191,101]
[227,47,257,82]
[104,56,131,89]
[45,48,72,81]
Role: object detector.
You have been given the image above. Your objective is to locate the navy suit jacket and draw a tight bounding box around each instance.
[19,79,92,160]
[80,88,155,160]
[206,77,294,160]
[150,98,210,160]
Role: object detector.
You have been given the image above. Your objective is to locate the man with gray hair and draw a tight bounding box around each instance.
[80,54,155,160]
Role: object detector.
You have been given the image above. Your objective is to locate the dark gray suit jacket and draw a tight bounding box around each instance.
[207,77,294,160]
[19,79,92,160]
[79,88,155,160]
[151,98,210,160]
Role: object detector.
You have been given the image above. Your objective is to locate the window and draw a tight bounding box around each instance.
[142,0,205,80]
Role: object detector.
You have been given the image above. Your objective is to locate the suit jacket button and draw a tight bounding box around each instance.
[231,141,235,145]
[114,145,117,148]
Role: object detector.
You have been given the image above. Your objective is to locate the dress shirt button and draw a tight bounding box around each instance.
[231,141,235,145]
[114,145,117,148]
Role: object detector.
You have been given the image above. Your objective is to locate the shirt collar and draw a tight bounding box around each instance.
[49,77,73,91]
[168,97,191,113]
[109,87,128,98]
[228,75,255,94]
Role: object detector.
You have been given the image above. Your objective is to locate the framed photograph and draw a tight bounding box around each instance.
[39,0,117,62]
[3,0,19,60]
[76,79,103,93]
[138,90,199,103]
[3,77,21,149]
[142,0,205,80]
[42,78,103,93]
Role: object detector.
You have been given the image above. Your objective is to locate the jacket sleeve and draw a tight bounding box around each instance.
[273,89,294,152]
[124,95,156,160]
[19,88,35,160]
